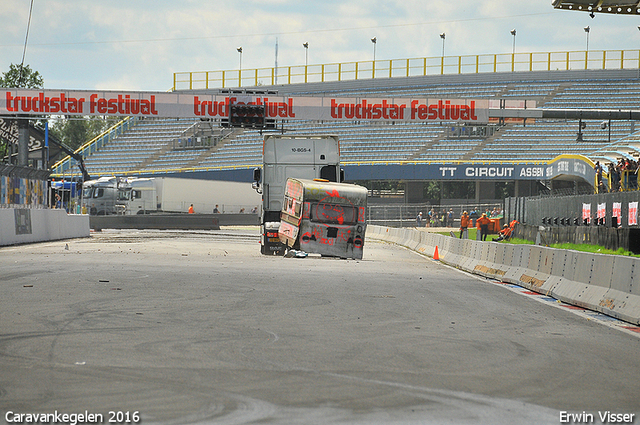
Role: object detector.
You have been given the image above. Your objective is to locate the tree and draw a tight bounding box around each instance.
[49,116,118,152]
[0,63,43,88]
[0,64,44,161]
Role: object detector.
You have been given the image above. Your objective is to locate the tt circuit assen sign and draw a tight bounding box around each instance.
[1,89,490,124]
[344,157,596,182]
[345,163,549,181]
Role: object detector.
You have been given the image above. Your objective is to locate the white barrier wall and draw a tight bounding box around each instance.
[0,208,90,246]
[366,225,640,325]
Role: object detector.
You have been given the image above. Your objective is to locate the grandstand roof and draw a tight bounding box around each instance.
[552,0,640,15]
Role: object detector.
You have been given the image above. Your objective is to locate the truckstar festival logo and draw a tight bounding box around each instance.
[330,99,480,122]
[1,89,489,124]
[193,97,295,118]
[5,92,159,116]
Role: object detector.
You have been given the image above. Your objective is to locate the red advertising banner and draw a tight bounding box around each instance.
[613,202,622,220]
[1,89,490,124]
[629,202,638,226]
[582,203,591,224]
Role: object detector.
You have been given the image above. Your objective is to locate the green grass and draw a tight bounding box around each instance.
[436,232,639,257]
[492,237,639,257]
[436,228,478,239]
[545,243,639,257]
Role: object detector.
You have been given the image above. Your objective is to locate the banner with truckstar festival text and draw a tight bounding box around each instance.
[582,203,591,224]
[629,202,638,226]
[1,89,490,124]
[613,202,622,226]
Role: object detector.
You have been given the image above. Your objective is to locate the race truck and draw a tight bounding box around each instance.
[252,134,343,255]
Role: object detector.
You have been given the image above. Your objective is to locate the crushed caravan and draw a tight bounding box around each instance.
[279,178,367,260]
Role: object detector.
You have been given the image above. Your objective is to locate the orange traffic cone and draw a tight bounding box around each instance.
[433,245,440,261]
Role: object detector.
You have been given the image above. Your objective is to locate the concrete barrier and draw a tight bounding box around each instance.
[90,214,222,231]
[606,256,640,324]
[367,225,640,325]
[0,208,90,246]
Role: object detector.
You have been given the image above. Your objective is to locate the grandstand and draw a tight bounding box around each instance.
[54,64,640,202]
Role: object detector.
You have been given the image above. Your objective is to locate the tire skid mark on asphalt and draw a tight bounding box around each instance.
[401,246,640,339]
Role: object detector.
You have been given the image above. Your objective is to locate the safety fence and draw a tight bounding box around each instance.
[367,203,503,228]
[366,225,640,325]
[174,48,640,90]
[505,191,640,229]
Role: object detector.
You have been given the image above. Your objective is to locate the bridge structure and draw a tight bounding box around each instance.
[3,49,640,246]
[4,81,629,200]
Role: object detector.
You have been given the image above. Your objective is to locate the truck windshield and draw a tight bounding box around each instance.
[311,202,358,225]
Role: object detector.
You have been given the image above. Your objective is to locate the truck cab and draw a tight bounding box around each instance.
[254,135,342,255]
[82,176,118,215]
[116,178,158,215]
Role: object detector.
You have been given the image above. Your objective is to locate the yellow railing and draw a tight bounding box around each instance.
[50,117,138,177]
[173,49,640,91]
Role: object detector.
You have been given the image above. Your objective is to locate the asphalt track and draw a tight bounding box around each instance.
[1,228,639,425]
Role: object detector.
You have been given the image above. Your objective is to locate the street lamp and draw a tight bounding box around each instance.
[371,37,377,62]
[510,29,516,55]
[303,42,309,66]
[303,42,309,83]
[237,46,243,87]
[584,26,590,52]
[440,33,446,74]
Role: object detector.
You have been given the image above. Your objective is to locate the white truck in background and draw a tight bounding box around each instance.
[116,176,261,215]
[252,134,343,255]
[82,176,119,215]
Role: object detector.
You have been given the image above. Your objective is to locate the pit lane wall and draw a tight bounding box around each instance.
[366,225,640,325]
[0,207,90,246]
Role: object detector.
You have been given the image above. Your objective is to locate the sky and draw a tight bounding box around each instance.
[1,0,639,91]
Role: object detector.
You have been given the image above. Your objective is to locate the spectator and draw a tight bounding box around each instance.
[470,209,479,227]
[493,224,512,242]
[598,180,608,194]
[477,213,491,241]
[416,212,423,227]
[608,162,620,192]
[459,211,470,239]
[594,161,602,186]
[213,204,220,213]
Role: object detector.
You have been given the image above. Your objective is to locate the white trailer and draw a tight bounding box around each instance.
[117,177,261,215]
